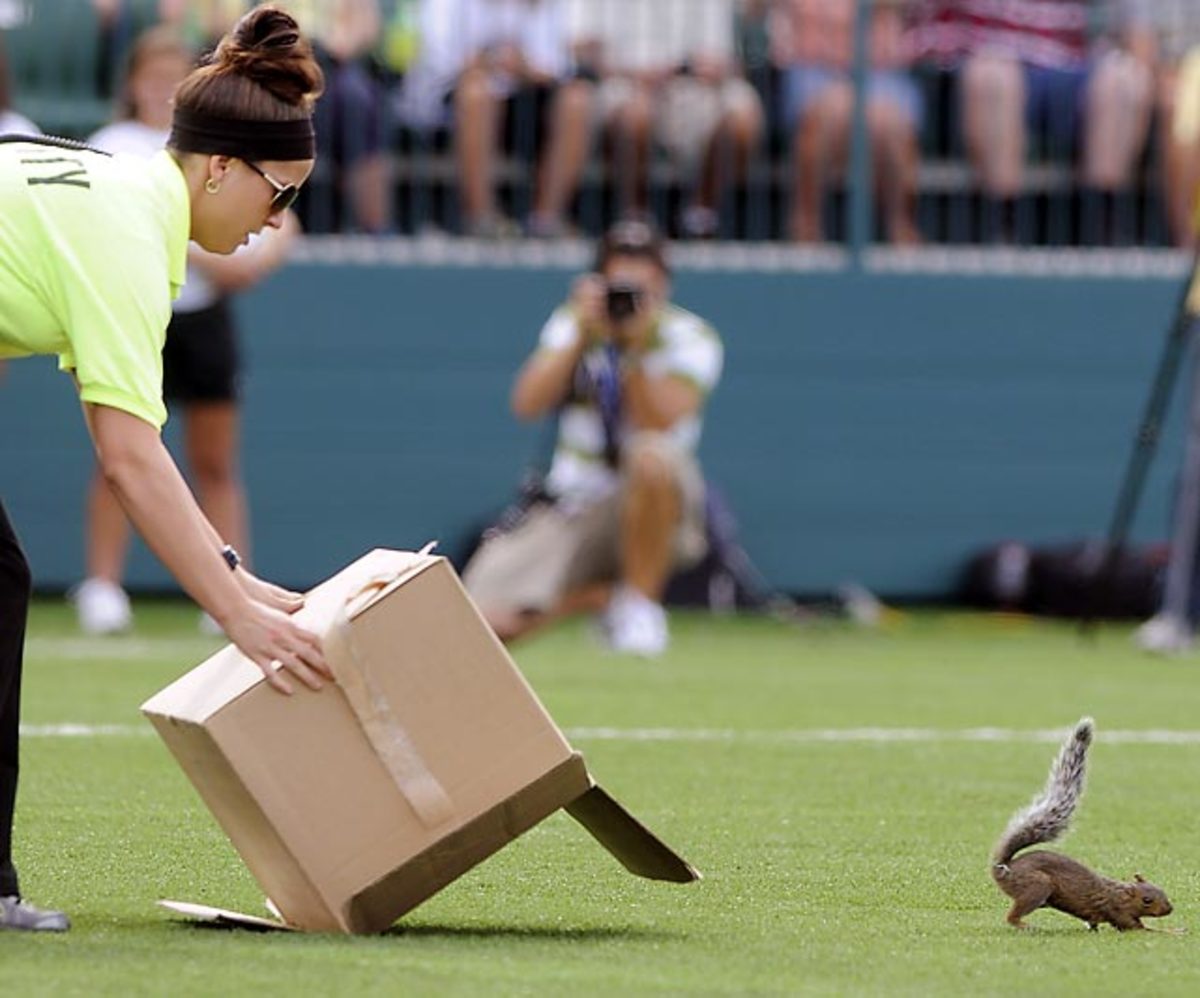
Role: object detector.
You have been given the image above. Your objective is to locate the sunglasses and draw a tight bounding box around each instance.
[243,160,299,214]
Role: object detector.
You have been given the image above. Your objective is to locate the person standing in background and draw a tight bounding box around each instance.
[73,26,300,635]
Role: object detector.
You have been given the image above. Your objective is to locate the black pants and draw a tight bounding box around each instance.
[0,498,29,897]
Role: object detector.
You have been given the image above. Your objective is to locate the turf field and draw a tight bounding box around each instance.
[3,600,1199,995]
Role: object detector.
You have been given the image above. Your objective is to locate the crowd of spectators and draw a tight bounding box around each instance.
[4,0,1200,245]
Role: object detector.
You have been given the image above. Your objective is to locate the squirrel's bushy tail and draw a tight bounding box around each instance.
[992,717,1093,867]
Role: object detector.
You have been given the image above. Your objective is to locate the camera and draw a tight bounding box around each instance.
[605,280,643,322]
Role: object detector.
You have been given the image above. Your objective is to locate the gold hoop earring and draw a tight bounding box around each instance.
[204,178,221,195]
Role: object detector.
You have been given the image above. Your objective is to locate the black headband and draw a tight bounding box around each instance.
[169,106,315,161]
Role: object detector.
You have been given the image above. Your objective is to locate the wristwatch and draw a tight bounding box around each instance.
[220,544,241,571]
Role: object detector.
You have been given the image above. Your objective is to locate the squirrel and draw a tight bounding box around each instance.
[991,717,1174,931]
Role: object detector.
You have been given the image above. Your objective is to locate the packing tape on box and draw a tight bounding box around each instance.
[325,577,456,829]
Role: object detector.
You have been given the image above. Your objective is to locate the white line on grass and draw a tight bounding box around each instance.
[25,637,222,660]
[21,724,153,738]
[567,727,1200,745]
[17,724,1200,745]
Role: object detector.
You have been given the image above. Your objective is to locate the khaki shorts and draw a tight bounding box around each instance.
[463,433,708,615]
[596,75,761,174]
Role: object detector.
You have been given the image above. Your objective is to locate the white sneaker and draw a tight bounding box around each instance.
[1134,613,1193,655]
[601,585,669,658]
[71,577,132,635]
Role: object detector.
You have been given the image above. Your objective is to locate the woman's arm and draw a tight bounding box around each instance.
[83,403,329,693]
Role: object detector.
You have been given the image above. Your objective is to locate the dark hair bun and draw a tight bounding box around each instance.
[211,4,323,108]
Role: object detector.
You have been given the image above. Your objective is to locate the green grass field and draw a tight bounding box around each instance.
[3,600,1199,995]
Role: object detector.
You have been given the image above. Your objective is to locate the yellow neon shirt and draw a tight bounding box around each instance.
[0,142,189,428]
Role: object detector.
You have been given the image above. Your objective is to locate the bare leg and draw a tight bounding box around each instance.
[84,470,131,583]
[1160,69,1189,245]
[454,65,500,228]
[961,53,1025,198]
[1160,68,1200,247]
[532,79,595,229]
[483,582,612,644]
[1083,50,1152,193]
[619,440,683,601]
[790,82,853,242]
[691,98,764,218]
[183,402,249,565]
[609,84,654,217]
[869,99,921,245]
[346,154,391,234]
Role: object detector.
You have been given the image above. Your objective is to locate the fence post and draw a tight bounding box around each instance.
[845,0,873,267]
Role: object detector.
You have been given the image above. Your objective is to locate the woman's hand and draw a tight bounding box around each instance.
[219,598,330,696]
[235,567,305,614]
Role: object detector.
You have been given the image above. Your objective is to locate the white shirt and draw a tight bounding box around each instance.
[87,120,218,313]
[564,0,737,74]
[537,302,724,504]
[401,0,567,126]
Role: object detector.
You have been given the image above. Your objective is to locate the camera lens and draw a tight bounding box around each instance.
[606,281,641,322]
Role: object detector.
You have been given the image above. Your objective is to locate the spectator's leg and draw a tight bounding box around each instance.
[347,158,391,235]
[790,80,853,242]
[961,53,1025,241]
[1083,51,1152,243]
[868,75,922,246]
[83,470,132,585]
[73,471,134,635]
[1161,56,1200,247]
[183,402,249,567]
[1083,51,1152,193]
[690,82,764,232]
[961,53,1024,196]
[609,83,654,217]
[0,499,31,899]
[1160,67,1189,246]
[619,436,684,602]
[454,64,501,232]
[334,63,391,234]
[531,79,596,235]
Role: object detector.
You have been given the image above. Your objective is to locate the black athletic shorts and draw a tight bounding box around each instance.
[161,298,241,404]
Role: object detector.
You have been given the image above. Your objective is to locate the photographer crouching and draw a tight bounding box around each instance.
[463,220,724,656]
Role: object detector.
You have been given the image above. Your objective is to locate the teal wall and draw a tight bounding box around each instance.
[0,254,1187,598]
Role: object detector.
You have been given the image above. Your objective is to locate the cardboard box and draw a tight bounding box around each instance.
[141,548,699,933]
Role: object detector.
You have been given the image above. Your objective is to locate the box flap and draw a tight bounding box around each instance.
[157,899,294,932]
[566,785,701,884]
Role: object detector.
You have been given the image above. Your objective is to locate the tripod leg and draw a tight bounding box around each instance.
[1153,325,1200,643]
[1083,251,1200,633]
